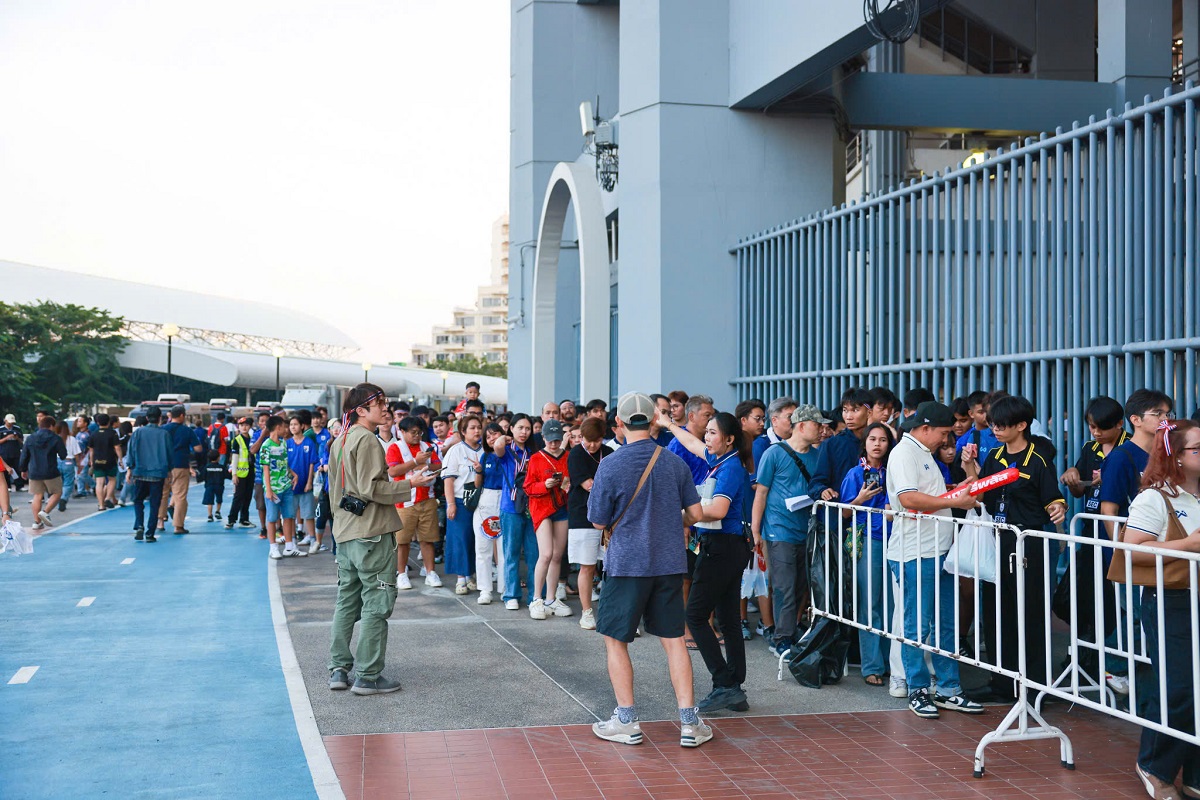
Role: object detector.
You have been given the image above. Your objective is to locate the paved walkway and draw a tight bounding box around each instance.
[0,484,319,799]
[1,486,1156,799]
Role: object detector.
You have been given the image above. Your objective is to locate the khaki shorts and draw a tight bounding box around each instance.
[29,476,63,497]
[396,500,439,545]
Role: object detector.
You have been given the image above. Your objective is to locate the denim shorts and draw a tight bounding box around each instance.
[294,490,316,520]
[266,490,296,523]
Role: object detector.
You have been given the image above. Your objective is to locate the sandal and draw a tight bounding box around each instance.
[864,674,885,687]
[685,638,698,650]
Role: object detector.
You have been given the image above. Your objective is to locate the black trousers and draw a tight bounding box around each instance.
[687,534,751,689]
[229,476,254,524]
[982,530,1050,697]
[132,480,164,532]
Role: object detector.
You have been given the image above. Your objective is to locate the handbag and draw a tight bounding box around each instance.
[601,447,660,548]
[1106,488,1192,590]
[462,479,482,512]
[943,506,999,583]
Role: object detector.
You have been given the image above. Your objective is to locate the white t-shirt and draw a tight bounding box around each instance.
[442,441,483,499]
[885,432,955,562]
[1125,485,1200,541]
[64,436,82,459]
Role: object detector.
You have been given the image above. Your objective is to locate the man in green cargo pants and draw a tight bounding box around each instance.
[327,383,435,696]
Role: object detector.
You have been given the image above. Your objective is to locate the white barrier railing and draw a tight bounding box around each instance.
[804,500,1200,780]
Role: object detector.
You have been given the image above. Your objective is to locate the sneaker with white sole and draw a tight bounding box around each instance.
[477,590,493,605]
[398,573,413,590]
[908,688,939,719]
[579,609,596,630]
[299,535,315,547]
[37,510,52,527]
[546,599,574,617]
[592,713,643,745]
[889,676,909,698]
[529,599,548,620]
[419,566,427,577]
[283,546,308,557]
[455,579,469,595]
[269,544,282,560]
[465,577,478,591]
[680,718,713,748]
[555,583,567,601]
[932,693,984,714]
[309,542,325,555]
[1105,672,1130,695]
[505,599,519,610]
[424,571,443,588]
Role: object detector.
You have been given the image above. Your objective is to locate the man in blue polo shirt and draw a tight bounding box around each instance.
[811,387,874,501]
[751,396,797,475]
[1099,389,1174,524]
[160,405,200,534]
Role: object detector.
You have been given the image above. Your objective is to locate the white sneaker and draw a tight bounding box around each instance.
[419,566,427,577]
[466,577,478,591]
[591,587,600,602]
[505,599,519,610]
[889,676,909,698]
[477,591,493,605]
[37,510,52,526]
[424,571,443,588]
[580,609,596,630]
[308,541,321,555]
[529,599,548,620]
[455,579,469,595]
[398,573,413,590]
[283,545,307,557]
[556,583,567,601]
[269,544,282,560]
[299,535,315,546]
[1105,673,1130,695]
[546,599,574,617]
[680,718,713,748]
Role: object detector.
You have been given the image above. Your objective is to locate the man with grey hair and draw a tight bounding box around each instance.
[752,396,797,473]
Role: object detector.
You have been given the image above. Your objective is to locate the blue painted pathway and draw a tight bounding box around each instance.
[0,484,317,799]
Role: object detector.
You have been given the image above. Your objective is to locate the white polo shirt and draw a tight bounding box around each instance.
[1126,485,1200,541]
[886,432,955,562]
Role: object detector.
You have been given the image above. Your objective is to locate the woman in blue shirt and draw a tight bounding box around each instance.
[667,410,754,714]
[839,422,894,686]
[472,424,507,604]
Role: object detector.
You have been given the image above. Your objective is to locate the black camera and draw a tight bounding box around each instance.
[339,494,368,516]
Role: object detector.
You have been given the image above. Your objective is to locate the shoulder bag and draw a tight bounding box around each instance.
[601,447,660,548]
[1106,488,1192,590]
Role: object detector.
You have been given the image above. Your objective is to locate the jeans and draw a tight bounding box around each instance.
[888,554,962,697]
[857,536,892,678]
[501,511,537,604]
[687,534,751,689]
[1137,588,1200,787]
[765,539,809,643]
[444,498,475,579]
[132,479,164,532]
[328,533,398,681]
[57,459,76,500]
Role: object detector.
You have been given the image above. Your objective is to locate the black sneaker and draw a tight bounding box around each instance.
[328,668,351,690]
[206,516,214,523]
[145,534,157,543]
[350,675,402,696]
[104,500,116,509]
[740,620,753,641]
[174,528,189,535]
[134,531,144,541]
[239,521,254,528]
[224,522,234,530]
[697,686,749,714]
[214,511,222,520]
[909,688,939,719]
[134,525,144,535]
[933,693,985,714]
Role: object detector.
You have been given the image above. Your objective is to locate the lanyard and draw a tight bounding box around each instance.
[704,451,738,482]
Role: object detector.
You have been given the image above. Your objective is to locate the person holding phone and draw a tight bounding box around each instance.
[524,419,572,620]
[387,415,442,590]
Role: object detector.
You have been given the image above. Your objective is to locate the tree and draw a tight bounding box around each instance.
[0,301,136,421]
[421,355,507,379]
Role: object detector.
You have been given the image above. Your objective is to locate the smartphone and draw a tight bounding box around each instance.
[552,472,563,481]
[424,467,445,477]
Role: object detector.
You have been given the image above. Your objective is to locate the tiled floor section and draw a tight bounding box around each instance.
[325,707,1152,800]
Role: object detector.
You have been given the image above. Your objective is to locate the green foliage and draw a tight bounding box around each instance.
[421,355,507,379]
[0,301,136,421]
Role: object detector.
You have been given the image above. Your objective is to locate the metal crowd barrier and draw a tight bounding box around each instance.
[802,500,1200,779]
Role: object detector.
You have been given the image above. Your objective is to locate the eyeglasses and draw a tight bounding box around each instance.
[1143,409,1176,420]
[748,415,766,423]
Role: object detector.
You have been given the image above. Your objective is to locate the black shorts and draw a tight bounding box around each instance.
[596,574,686,643]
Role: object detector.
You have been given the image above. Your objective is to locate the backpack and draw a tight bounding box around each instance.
[208,425,223,454]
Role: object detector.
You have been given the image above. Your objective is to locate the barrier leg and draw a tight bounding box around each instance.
[973,684,1075,778]
[1034,651,1115,715]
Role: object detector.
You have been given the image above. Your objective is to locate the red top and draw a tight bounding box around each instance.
[386,439,440,508]
[208,423,229,455]
[524,448,569,528]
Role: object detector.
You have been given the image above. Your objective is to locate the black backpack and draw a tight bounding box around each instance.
[207,424,223,454]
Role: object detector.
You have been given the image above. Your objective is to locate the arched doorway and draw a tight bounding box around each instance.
[530,160,610,405]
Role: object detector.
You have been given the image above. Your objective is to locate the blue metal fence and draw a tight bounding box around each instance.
[735,84,1200,473]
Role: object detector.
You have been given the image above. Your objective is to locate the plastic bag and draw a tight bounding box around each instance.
[0,520,33,556]
[786,616,851,688]
[943,506,997,583]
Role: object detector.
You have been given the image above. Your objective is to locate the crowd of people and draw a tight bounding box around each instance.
[5,377,1197,790]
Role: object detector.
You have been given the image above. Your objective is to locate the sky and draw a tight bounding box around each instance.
[0,1,510,364]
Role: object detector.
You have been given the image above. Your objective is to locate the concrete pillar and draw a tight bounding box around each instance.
[1184,0,1200,83]
[866,42,906,196]
[1033,0,1096,81]
[1098,0,1173,104]
[616,0,844,407]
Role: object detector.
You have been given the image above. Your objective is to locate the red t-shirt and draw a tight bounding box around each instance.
[208,423,229,455]
[386,439,440,508]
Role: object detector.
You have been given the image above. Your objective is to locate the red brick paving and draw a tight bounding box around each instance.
[325,707,1150,800]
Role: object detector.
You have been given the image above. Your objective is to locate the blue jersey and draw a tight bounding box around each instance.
[286,436,319,491]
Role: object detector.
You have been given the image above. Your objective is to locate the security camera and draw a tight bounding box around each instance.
[579,101,595,138]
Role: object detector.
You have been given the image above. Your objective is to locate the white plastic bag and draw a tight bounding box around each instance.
[943,507,997,583]
[0,519,34,556]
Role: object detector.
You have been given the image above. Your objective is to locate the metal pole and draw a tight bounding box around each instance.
[275,357,280,398]
[167,335,173,393]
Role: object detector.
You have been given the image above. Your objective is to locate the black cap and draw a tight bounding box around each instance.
[901,401,955,431]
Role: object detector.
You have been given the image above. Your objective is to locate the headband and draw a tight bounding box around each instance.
[1158,419,1178,456]
[339,390,386,437]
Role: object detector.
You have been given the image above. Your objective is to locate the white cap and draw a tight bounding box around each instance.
[3,414,15,423]
[616,392,655,429]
